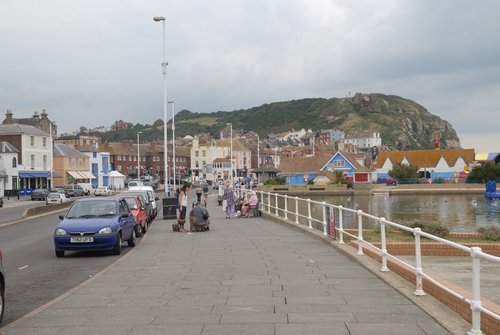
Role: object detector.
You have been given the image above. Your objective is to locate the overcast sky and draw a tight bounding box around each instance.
[1,0,499,152]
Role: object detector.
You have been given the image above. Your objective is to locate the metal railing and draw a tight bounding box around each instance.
[257,190,499,335]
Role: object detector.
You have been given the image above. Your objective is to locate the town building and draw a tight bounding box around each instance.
[0,141,20,196]
[2,109,57,138]
[373,149,475,182]
[53,144,92,187]
[0,123,54,190]
[341,132,381,150]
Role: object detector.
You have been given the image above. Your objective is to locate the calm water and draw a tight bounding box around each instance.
[309,194,500,232]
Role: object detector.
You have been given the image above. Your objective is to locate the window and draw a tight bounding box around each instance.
[30,154,35,169]
[43,155,47,170]
[195,151,199,157]
[12,157,17,168]
[93,152,97,158]
[43,137,47,147]
[30,136,35,146]
[333,160,345,167]
[202,150,206,157]
[117,165,122,172]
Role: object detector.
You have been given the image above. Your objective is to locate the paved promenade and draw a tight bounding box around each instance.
[0,195,464,335]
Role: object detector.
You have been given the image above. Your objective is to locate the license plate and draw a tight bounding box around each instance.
[70,236,94,243]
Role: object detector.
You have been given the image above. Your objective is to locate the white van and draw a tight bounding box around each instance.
[77,183,93,195]
[128,186,159,217]
[127,180,144,188]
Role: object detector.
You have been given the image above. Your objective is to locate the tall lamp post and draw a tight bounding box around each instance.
[168,100,176,191]
[153,16,169,189]
[137,131,142,179]
[226,123,233,185]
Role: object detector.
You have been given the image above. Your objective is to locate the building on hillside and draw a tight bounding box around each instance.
[0,124,54,190]
[341,132,381,150]
[0,141,20,195]
[317,129,345,144]
[53,144,93,187]
[373,149,475,182]
[277,129,308,143]
[2,109,57,138]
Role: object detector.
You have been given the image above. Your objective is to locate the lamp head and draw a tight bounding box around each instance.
[153,16,165,22]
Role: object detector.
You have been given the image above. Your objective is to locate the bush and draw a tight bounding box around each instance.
[307,179,314,185]
[263,176,286,186]
[433,177,445,184]
[402,221,449,237]
[478,226,500,241]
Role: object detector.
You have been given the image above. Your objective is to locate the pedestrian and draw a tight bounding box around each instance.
[202,183,209,206]
[189,201,210,232]
[178,184,190,232]
[226,185,236,219]
[166,185,171,198]
[196,186,202,202]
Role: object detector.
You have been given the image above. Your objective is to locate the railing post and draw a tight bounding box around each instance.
[413,228,426,296]
[267,192,271,214]
[338,205,344,244]
[307,199,312,229]
[275,193,279,216]
[295,197,299,224]
[379,217,389,272]
[468,247,484,335]
[259,191,264,212]
[357,210,364,255]
[284,195,288,220]
[322,202,327,235]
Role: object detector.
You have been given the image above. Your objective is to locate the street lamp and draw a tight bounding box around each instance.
[227,123,233,185]
[168,100,176,191]
[137,131,142,179]
[153,16,169,189]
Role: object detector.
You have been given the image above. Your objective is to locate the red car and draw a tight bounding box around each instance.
[120,195,148,236]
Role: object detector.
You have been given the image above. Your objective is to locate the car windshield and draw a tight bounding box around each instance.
[63,185,73,190]
[48,194,60,199]
[66,200,117,218]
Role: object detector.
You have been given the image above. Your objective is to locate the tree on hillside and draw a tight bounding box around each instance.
[388,163,419,181]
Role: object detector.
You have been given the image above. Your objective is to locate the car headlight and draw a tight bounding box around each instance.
[99,227,113,234]
[55,228,67,236]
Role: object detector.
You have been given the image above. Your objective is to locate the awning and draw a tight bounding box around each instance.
[67,171,83,179]
[18,171,49,178]
[80,171,96,179]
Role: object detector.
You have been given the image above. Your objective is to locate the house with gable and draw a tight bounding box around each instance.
[373,149,475,182]
[278,151,372,185]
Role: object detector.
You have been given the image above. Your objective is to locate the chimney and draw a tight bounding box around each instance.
[4,110,14,124]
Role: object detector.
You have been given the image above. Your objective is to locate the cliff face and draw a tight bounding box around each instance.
[174,93,461,150]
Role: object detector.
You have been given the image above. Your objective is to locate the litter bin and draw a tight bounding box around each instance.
[162,197,177,220]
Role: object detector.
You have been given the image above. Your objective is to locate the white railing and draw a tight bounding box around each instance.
[257,190,499,335]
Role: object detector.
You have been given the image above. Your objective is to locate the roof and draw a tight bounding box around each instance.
[475,152,499,161]
[279,153,331,174]
[373,149,475,169]
[0,123,49,136]
[54,143,88,157]
[0,141,19,153]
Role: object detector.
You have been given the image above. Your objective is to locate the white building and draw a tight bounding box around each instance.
[0,124,53,189]
[190,137,230,182]
[80,146,111,188]
[341,132,381,149]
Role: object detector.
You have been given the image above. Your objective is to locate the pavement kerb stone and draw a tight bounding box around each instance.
[261,212,472,335]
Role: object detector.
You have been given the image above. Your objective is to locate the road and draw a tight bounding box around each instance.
[0,203,141,326]
[0,200,46,225]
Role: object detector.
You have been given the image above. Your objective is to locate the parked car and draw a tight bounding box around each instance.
[120,191,154,223]
[77,183,93,195]
[0,248,5,324]
[0,197,3,208]
[94,187,112,196]
[46,192,70,205]
[128,186,159,218]
[119,194,148,236]
[63,184,84,197]
[385,178,398,186]
[31,188,49,201]
[53,198,136,257]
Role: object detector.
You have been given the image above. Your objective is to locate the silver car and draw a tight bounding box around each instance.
[0,248,5,324]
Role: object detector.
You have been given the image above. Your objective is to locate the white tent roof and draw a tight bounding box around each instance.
[108,170,125,177]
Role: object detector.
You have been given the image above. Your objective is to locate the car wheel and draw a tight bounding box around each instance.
[113,234,122,255]
[0,280,4,324]
[127,229,136,247]
[135,225,142,238]
[142,220,148,234]
[55,249,64,258]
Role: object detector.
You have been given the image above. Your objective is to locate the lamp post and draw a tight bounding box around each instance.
[168,100,176,191]
[153,16,169,189]
[137,131,142,179]
[256,134,260,169]
[226,123,233,185]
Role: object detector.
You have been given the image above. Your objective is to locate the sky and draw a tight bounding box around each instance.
[1,0,499,153]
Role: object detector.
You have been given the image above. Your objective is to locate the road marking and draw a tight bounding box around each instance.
[19,265,29,270]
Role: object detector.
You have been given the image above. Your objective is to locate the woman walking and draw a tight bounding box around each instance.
[225,185,236,219]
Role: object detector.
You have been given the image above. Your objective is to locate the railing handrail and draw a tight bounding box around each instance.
[256,190,499,335]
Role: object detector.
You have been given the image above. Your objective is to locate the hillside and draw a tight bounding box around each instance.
[92,93,461,150]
